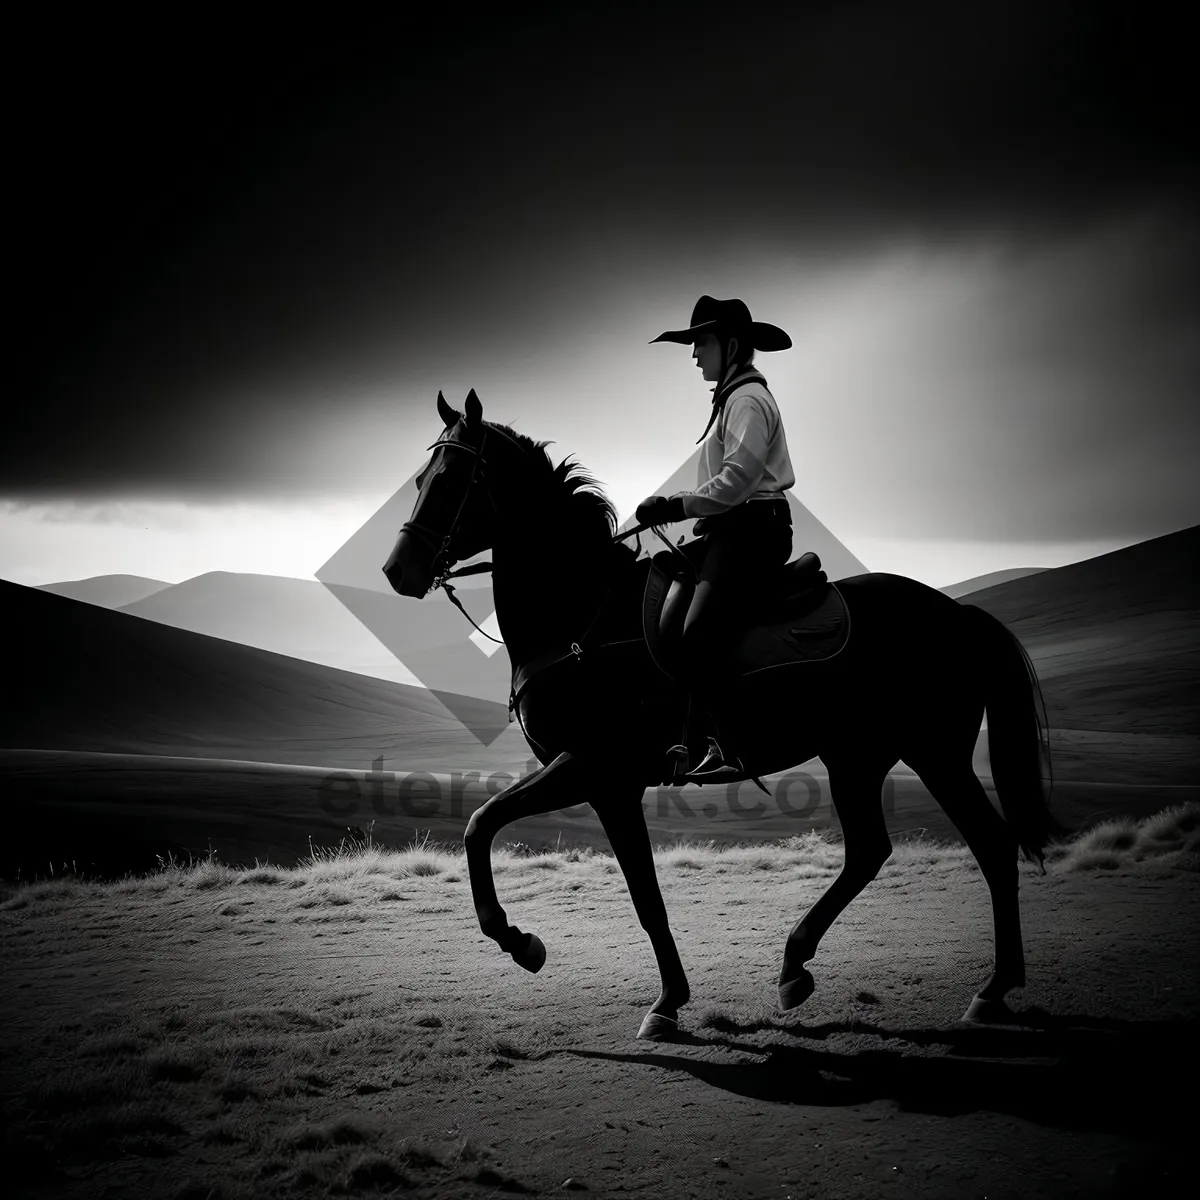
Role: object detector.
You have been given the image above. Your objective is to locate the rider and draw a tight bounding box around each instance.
[636,296,796,781]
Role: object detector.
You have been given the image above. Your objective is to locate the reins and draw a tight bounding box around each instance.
[403,422,706,737]
[411,420,676,648]
[434,521,678,646]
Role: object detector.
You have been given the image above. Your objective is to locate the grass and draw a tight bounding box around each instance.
[1,805,1197,906]
[3,804,1197,1197]
[1047,802,1200,872]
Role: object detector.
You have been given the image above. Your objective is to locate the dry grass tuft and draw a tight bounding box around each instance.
[658,839,718,870]
[695,1004,785,1034]
[1056,803,1200,872]
[238,865,288,885]
[280,1113,381,1150]
[489,1036,530,1060]
[343,1151,414,1191]
[56,1101,188,1160]
[695,1005,741,1032]
[4,802,1198,907]
[404,856,449,877]
[187,861,241,891]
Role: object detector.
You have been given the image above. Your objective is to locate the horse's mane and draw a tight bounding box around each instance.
[489,420,618,542]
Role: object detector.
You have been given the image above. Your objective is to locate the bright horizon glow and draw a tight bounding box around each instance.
[3,222,1194,594]
[0,495,1149,592]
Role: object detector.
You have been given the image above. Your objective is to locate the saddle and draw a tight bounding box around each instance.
[641,548,850,687]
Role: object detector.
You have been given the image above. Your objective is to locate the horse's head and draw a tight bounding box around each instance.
[383,388,498,597]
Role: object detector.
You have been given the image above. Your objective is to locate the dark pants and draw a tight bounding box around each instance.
[677,497,793,688]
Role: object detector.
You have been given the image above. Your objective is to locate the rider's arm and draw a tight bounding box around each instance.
[668,393,773,518]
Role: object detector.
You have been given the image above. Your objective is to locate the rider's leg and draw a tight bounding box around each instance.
[678,535,754,773]
[679,506,793,775]
[663,537,710,778]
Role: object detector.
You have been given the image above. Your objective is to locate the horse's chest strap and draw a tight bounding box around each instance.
[509,649,580,719]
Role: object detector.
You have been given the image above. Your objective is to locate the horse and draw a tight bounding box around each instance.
[383,388,1063,1040]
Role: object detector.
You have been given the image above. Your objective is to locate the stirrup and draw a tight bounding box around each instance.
[665,742,689,766]
[692,736,733,776]
[663,742,690,785]
[681,738,773,796]
[683,736,746,782]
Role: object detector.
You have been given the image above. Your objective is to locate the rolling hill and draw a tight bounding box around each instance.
[36,573,171,607]
[2,525,1197,875]
[117,571,432,687]
[9,527,1197,769]
[0,579,518,774]
[961,524,1198,735]
[957,524,1199,786]
[940,567,1048,598]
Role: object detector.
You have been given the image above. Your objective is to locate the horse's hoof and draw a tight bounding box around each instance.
[960,994,1016,1025]
[636,1012,679,1041]
[777,969,815,1011]
[512,932,546,974]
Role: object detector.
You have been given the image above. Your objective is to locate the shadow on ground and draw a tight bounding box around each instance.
[562,1013,1198,1139]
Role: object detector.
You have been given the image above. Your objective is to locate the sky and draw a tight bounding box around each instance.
[4,1,1197,590]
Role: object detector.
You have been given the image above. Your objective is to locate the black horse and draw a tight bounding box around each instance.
[384,390,1062,1039]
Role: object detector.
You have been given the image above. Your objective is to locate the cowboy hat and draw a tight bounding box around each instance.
[649,295,791,351]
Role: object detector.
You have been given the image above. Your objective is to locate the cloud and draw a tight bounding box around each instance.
[4,4,1195,549]
[0,499,203,529]
[0,497,379,586]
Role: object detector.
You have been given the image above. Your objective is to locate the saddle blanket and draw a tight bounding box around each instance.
[642,557,850,682]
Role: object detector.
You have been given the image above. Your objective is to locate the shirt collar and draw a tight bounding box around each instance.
[695,365,768,443]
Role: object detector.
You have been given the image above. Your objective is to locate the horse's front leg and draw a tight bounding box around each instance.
[593,792,691,1041]
[464,751,579,973]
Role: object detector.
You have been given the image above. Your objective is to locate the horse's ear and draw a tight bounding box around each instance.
[437,390,459,427]
[464,388,482,426]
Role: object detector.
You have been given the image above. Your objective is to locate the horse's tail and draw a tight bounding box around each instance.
[962,604,1065,869]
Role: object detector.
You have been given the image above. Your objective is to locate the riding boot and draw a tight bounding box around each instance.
[686,695,745,780]
[664,677,771,791]
[664,688,697,785]
[665,642,741,781]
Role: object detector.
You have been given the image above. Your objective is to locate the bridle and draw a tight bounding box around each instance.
[397,419,670,647]
[401,428,492,583]
[397,424,506,641]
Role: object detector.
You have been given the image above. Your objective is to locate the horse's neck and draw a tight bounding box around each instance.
[491,523,606,663]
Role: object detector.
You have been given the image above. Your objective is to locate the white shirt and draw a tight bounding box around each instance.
[669,367,796,518]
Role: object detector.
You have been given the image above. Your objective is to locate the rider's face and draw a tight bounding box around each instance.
[692,333,736,382]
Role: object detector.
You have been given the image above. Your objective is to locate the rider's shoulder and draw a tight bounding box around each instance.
[726,380,777,414]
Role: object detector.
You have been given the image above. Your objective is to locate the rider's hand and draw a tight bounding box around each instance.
[635,495,687,525]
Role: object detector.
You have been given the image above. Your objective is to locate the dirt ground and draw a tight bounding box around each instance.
[2,839,1198,1199]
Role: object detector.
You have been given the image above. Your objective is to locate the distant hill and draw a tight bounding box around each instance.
[961,524,1199,745]
[118,571,433,688]
[940,567,1048,599]
[36,574,171,608]
[0,579,518,774]
[5,524,1195,786]
[3,526,1197,876]
[115,569,518,737]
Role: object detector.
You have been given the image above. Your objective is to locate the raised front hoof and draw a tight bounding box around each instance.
[511,932,546,974]
[636,1012,680,1042]
[777,969,815,1011]
[959,994,1017,1025]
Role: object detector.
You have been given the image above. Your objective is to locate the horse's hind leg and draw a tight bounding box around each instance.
[778,752,895,1010]
[908,754,1026,1019]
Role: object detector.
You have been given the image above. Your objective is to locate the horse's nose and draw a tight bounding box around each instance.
[383,531,430,597]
